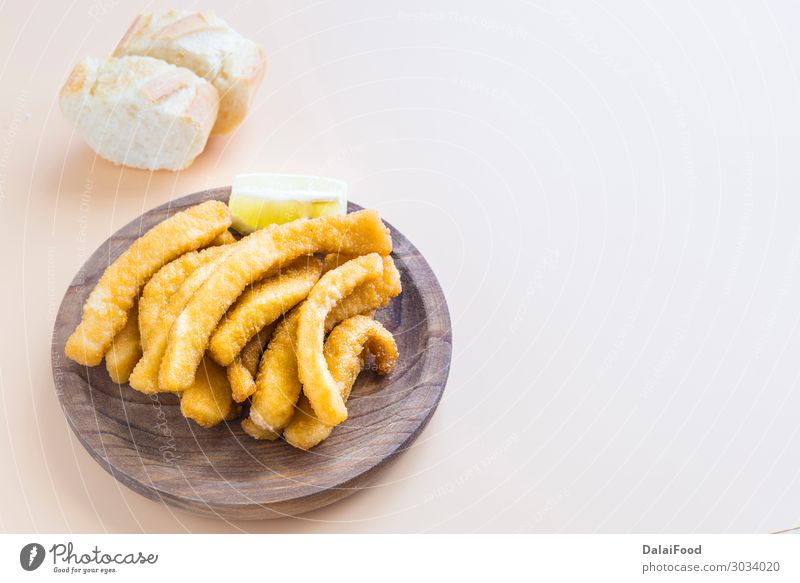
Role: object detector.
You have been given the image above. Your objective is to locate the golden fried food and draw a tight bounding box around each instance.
[139,253,205,350]
[325,255,401,328]
[180,355,240,428]
[138,246,229,350]
[323,316,399,378]
[159,210,392,392]
[211,230,236,245]
[65,201,406,450]
[208,256,322,366]
[226,323,274,403]
[284,316,397,449]
[246,256,400,437]
[248,309,303,434]
[65,200,231,366]
[322,252,358,273]
[296,254,384,426]
[241,417,279,440]
[104,299,142,384]
[130,249,234,394]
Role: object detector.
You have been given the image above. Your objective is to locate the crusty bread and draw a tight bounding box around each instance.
[114,11,266,134]
[59,56,218,171]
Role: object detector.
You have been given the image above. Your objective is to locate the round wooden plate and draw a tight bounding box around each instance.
[51,188,452,520]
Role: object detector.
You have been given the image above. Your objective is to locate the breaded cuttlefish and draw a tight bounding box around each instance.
[64,200,406,445]
[284,315,397,450]
[208,256,322,366]
[158,210,392,392]
[295,254,385,426]
[226,323,274,403]
[65,200,231,366]
[245,254,401,436]
[104,299,142,384]
[129,247,234,394]
[138,235,233,349]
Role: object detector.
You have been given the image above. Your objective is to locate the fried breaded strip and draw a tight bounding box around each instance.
[295,254,384,426]
[211,230,236,245]
[284,316,398,449]
[241,417,279,440]
[321,252,358,273]
[226,323,274,403]
[325,255,401,328]
[138,246,229,350]
[104,299,142,384]
[208,256,322,366]
[248,310,302,434]
[180,355,240,428]
[65,200,231,366]
[105,229,232,381]
[159,210,392,392]
[129,248,234,394]
[246,256,401,436]
[139,254,203,349]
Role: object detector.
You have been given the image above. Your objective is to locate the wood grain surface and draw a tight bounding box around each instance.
[51,188,452,520]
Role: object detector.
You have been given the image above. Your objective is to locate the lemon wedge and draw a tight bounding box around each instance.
[229,173,347,234]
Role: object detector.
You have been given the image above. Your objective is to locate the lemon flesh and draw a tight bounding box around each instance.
[229,174,347,234]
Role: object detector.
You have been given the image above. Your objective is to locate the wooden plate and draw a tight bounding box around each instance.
[51,188,452,520]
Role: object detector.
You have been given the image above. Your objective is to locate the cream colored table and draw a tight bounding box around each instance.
[2,0,799,533]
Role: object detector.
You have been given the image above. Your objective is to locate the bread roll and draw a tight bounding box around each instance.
[59,56,218,171]
[114,11,266,134]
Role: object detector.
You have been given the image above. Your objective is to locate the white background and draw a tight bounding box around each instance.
[1,0,800,533]
[1,535,798,581]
